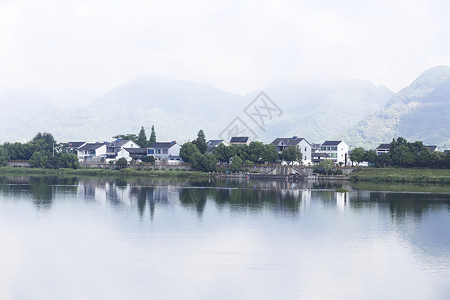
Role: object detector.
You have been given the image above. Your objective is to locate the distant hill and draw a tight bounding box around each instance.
[346,66,450,149]
[0,76,394,145]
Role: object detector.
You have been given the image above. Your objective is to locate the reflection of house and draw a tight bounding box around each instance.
[376,143,391,155]
[271,136,311,164]
[147,142,181,163]
[229,137,250,146]
[77,143,107,162]
[319,141,349,165]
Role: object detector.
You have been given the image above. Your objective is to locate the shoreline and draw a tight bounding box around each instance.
[350,168,450,183]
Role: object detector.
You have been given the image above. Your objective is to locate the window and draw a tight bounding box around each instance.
[304,156,307,160]
[331,147,337,151]
[147,149,154,155]
[304,147,307,152]
[156,149,161,154]
[331,153,337,158]
[163,149,168,154]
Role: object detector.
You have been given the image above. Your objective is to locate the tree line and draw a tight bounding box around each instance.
[0,132,79,169]
[350,137,450,168]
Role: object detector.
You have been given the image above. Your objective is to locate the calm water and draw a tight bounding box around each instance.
[1,176,450,300]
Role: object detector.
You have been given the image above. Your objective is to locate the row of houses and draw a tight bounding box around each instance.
[68,136,350,165]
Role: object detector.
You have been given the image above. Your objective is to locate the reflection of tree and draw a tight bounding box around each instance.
[179,189,207,217]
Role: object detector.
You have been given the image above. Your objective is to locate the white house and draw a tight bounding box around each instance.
[206,140,228,154]
[271,136,312,165]
[375,143,391,155]
[147,141,181,163]
[229,137,250,146]
[319,141,349,165]
[116,148,147,163]
[106,139,140,162]
[77,143,107,163]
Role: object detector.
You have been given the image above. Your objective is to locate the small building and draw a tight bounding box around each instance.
[229,137,250,146]
[77,143,107,163]
[147,141,181,163]
[116,148,148,162]
[319,141,349,165]
[376,143,391,155]
[106,139,140,161]
[271,136,312,164]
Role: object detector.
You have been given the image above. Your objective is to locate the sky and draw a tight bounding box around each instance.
[1,0,450,97]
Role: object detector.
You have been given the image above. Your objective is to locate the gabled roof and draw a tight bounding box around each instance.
[444,150,450,154]
[148,141,177,149]
[124,148,147,154]
[321,141,343,146]
[110,139,134,148]
[376,143,391,150]
[78,143,105,151]
[424,146,437,152]
[67,142,86,148]
[230,137,249,143]
[271,137,309,146]
[206,140,224,147]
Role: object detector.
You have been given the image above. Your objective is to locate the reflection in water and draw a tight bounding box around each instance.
[1,175,450,299]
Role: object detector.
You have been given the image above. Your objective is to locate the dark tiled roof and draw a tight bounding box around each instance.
[230,137,249,143]
[207,140,223,147]
[376,143,391,150]
[78,143,105,151]
[111,139,134,147]
[312,153,330,158]
[424,146,437,152]
[321,141,342,146]
[148,142,176,149]
[124,148,147,154]
[271,137,309,146]
[67,142,86,148]
[444,150,450,154]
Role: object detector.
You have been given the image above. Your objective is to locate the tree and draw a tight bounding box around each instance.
[32,132,56,155]
[376,153,391,167]
[116,158,128,169]
[262,144,278,163]
[180,142,201,163]
[350,147,365,164]
[58,153,80,169]
[149,125,156,145]
[137,126,148,148]
[247,141,266,163]
[213,143,231,163]
[231,155,242,172]
[195,154,218,172]
[193,130,207,154]
[0,147,9,166]
[28,151,49,168]
[318,159,334,174]
[281,146,302,164]
[141,155,155,163]
[364,150,378,164]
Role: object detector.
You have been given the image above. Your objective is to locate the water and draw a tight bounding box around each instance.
[1,175,450,299]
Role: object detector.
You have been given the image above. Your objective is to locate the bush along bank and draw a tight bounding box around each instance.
[350,168,450,183]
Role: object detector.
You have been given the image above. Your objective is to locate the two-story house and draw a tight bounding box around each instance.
[147,141,182,163]
[271,136,312,164]
[106,139,140,162]
[77,143,107,163]
[319,141,349,165]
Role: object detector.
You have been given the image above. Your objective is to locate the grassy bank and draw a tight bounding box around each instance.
[350,168,450,183]
[0,166,213,178]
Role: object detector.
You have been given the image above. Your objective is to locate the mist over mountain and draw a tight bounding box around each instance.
[0,76,394,145]
[347,66,450,149]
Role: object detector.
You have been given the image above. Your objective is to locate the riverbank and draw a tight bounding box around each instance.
[350,168,450,183]
[0,166,213,178]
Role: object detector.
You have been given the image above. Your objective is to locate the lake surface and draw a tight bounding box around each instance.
[1,175,450,299]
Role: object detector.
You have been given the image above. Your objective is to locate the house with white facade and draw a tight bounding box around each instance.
[77,143,107,163]
[66,142,86,154]
[375,143,391,155]
[319,141,349,165]
[116,148,147,163]
[206,140,228,154]
[229,137,250,146]
[271,136,312,164]
[106,139,140,162]
[147,141,181,163]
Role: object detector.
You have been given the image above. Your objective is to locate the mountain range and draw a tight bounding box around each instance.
[1,66,449,149]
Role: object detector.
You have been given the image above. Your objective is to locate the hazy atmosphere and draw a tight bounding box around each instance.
[2,0,450,96]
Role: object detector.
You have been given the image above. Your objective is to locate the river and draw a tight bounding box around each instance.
[0,175,449,299]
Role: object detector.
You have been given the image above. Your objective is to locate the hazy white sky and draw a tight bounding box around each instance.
[1,0,450,95]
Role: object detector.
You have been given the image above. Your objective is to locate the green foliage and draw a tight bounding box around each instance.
[141,155,155,163]
[192,129,207,154]
[247,141,266,162]
[116,158,128,169]
[57,153,80,169]
[213,143,231,163]
[192,154,217,172]
[180,142,201,163]
[376,153,391,167]
[28,151,49,168]
[231,155,242,172]
[350,147,365,163]
[137,126,148,148]
[262,144,278,163]
[281,145,302,164]
[319,159,334,171]
[364,150,377,164]
[149,125,156,144]
[0,147,10,166]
